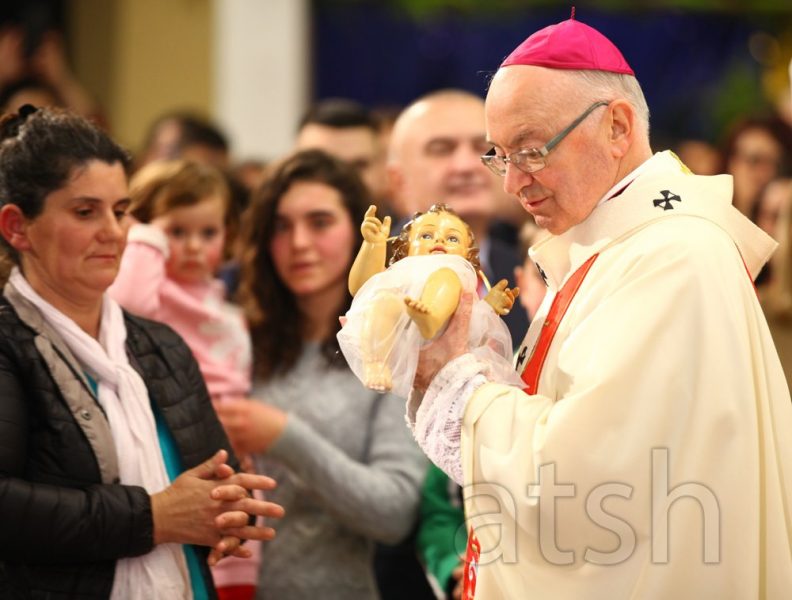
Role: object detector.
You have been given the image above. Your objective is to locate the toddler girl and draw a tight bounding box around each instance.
[338,203,522,397]
[109,159,257,600]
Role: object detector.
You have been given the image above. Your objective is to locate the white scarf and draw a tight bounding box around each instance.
[10,268,191,599]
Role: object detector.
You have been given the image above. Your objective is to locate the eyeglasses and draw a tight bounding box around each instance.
[481,101,610,177]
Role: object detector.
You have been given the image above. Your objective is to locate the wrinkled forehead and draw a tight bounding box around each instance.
[485,66,567,145]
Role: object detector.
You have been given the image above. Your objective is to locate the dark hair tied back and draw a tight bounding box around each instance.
[0,104,40,142]
[0,106,130,216]
[18,104,39,120]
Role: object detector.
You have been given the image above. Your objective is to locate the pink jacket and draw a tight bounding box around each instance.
[109,224,251,399]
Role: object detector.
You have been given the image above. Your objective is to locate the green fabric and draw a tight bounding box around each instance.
[416,464,467,593]
[153,404,209,600]
[85,372,98,396]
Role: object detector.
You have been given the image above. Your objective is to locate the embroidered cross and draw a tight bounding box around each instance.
[653,190,681,211]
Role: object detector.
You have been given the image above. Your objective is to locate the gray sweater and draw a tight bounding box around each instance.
[253,343,428,600]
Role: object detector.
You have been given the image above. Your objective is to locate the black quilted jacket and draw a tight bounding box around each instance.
[0,292,236,599]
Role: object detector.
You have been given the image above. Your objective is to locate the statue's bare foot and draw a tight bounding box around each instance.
[364,360,392,393]
[404,297,436,339]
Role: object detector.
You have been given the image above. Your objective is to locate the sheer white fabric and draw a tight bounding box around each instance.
[406,353,490,485]
[338,254,518,398]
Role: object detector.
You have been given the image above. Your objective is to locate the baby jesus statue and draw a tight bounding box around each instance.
[337,203,522,397]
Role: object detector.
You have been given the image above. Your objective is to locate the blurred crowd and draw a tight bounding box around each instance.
[1,13,791,600]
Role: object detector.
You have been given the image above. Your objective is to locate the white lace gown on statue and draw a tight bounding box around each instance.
[337,254,520,398]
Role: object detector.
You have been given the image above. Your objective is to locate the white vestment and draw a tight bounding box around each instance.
[412,152,792,599]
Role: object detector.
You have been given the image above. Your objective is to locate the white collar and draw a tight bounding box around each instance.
[528,151,776,291]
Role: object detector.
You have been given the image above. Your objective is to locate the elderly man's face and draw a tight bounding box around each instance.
[485,66,613,235]
[390,96,497,219]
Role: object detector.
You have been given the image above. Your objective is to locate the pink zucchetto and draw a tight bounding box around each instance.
[501,14,634,76]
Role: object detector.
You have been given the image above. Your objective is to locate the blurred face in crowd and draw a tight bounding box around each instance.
[269,180,356,301]
[160,195,226,284]
[389,94,496,223]
[675,139,720,176]
[3,160,130,308]
[485,66,617,235]
[728,127,783,215]
[755,178,792,238]
[296,124,386,199]
[180,143,230,170]
[139,117,183,165]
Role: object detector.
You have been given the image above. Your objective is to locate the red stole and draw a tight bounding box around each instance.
[462,253,599,599]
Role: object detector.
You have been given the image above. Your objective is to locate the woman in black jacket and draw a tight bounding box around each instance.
[0,106,283,600]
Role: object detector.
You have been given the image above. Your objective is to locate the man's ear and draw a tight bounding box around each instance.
[0,204,32,252]
[608,99,635,158]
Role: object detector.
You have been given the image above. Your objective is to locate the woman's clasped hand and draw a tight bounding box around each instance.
[151,449,284,566]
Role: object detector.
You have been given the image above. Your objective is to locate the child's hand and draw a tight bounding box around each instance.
[361,205,391,244]
[484,279,520,316]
